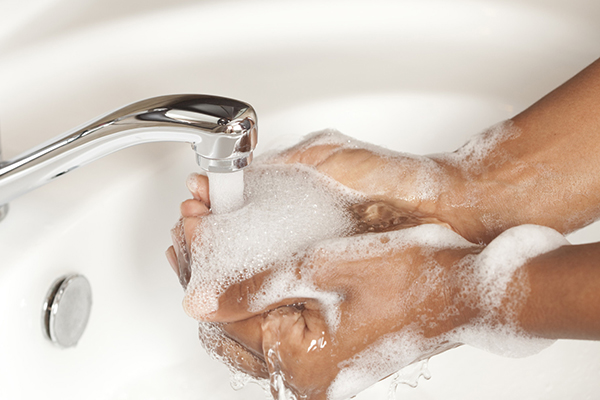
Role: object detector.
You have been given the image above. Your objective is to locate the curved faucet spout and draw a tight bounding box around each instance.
[0,94,258,207]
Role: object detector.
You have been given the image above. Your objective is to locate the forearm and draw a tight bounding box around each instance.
[519,242,600,340]
[441,58,600,243]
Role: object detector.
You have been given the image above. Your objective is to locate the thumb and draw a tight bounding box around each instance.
[271,135,385,196]
[184,267,314,323]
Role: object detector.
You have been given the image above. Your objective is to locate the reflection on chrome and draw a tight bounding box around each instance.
[0,94,258,220]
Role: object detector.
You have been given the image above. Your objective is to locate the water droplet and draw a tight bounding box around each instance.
[388,359,432,399]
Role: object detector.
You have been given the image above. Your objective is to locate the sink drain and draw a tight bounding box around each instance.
[42,274,92,348]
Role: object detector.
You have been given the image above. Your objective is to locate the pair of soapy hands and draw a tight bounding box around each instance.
[166,133,502,400]
[165,57,600,399]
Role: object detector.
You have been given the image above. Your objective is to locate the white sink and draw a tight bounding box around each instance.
[1,0,599,399]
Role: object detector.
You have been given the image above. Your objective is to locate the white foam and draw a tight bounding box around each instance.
[441,120,520,174]
[452,224,569,357]
[329,326,458,400]
[269,129,447,203]
[249,266,344,332]
[249,224,475,333]
[313,224,474,260]
[183,161,364,318]
[473,225,567,313]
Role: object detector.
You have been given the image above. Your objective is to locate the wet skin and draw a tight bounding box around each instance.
[166,147,486,399]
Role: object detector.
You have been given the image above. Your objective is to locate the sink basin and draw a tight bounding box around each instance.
[1,0,599,399]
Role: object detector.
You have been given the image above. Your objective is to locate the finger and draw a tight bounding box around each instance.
[316,147,378,178]
[186,173,210,205]
[221,316,264,357]
[169,214,204,290]
[186,267,318,323]
[207,325,269,379]
[165,245,178,275]
[182,216,201,253]
[264,132,346,166]
[171,219,191,288]
[272,141,385,196]
[180,198,209,218]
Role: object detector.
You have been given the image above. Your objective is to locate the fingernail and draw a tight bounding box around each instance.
[186,173,202,199]
[181,199,209,218]
[171,221,191,289]
[165,247,179,275]
[172,238,191,289]
[182,289,219,320]
[178,254,191,289]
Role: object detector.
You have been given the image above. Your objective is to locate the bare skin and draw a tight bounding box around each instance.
[520,243,600,341]
[165,58,600,399]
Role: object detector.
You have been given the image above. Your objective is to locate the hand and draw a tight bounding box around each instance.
[263,133,471,238]
[165,128,530,286]
[165,132,463,289]
[164,147,482,399]
[164,133,490,398]
[206,225,481,400]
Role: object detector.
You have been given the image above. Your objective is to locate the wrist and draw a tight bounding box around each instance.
[452,225,568,356]
[425,155,498,244]
[433,246,483,334]
[429,120,540,244]
[430,149,528,244]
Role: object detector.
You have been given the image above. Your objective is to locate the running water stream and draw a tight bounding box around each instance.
[207,170,245,214]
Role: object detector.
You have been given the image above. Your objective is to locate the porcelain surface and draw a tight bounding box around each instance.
[1,1,599,399]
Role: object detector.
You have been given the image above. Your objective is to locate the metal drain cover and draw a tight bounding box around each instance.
[42,274,92,348]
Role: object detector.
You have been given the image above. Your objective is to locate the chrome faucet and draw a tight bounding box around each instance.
[0,94,257,221]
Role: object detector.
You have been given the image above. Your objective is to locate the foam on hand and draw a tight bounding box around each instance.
[329,327,455,400]
[328,224,570,400]
[249,223,475,333]
[452,224,569,357]
[442,120,520,173]
[182,158,365,319]
[178,128,571,400]
[265,128,448,209]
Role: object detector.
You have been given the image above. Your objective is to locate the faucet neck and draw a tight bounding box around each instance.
[0,94,258,209]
